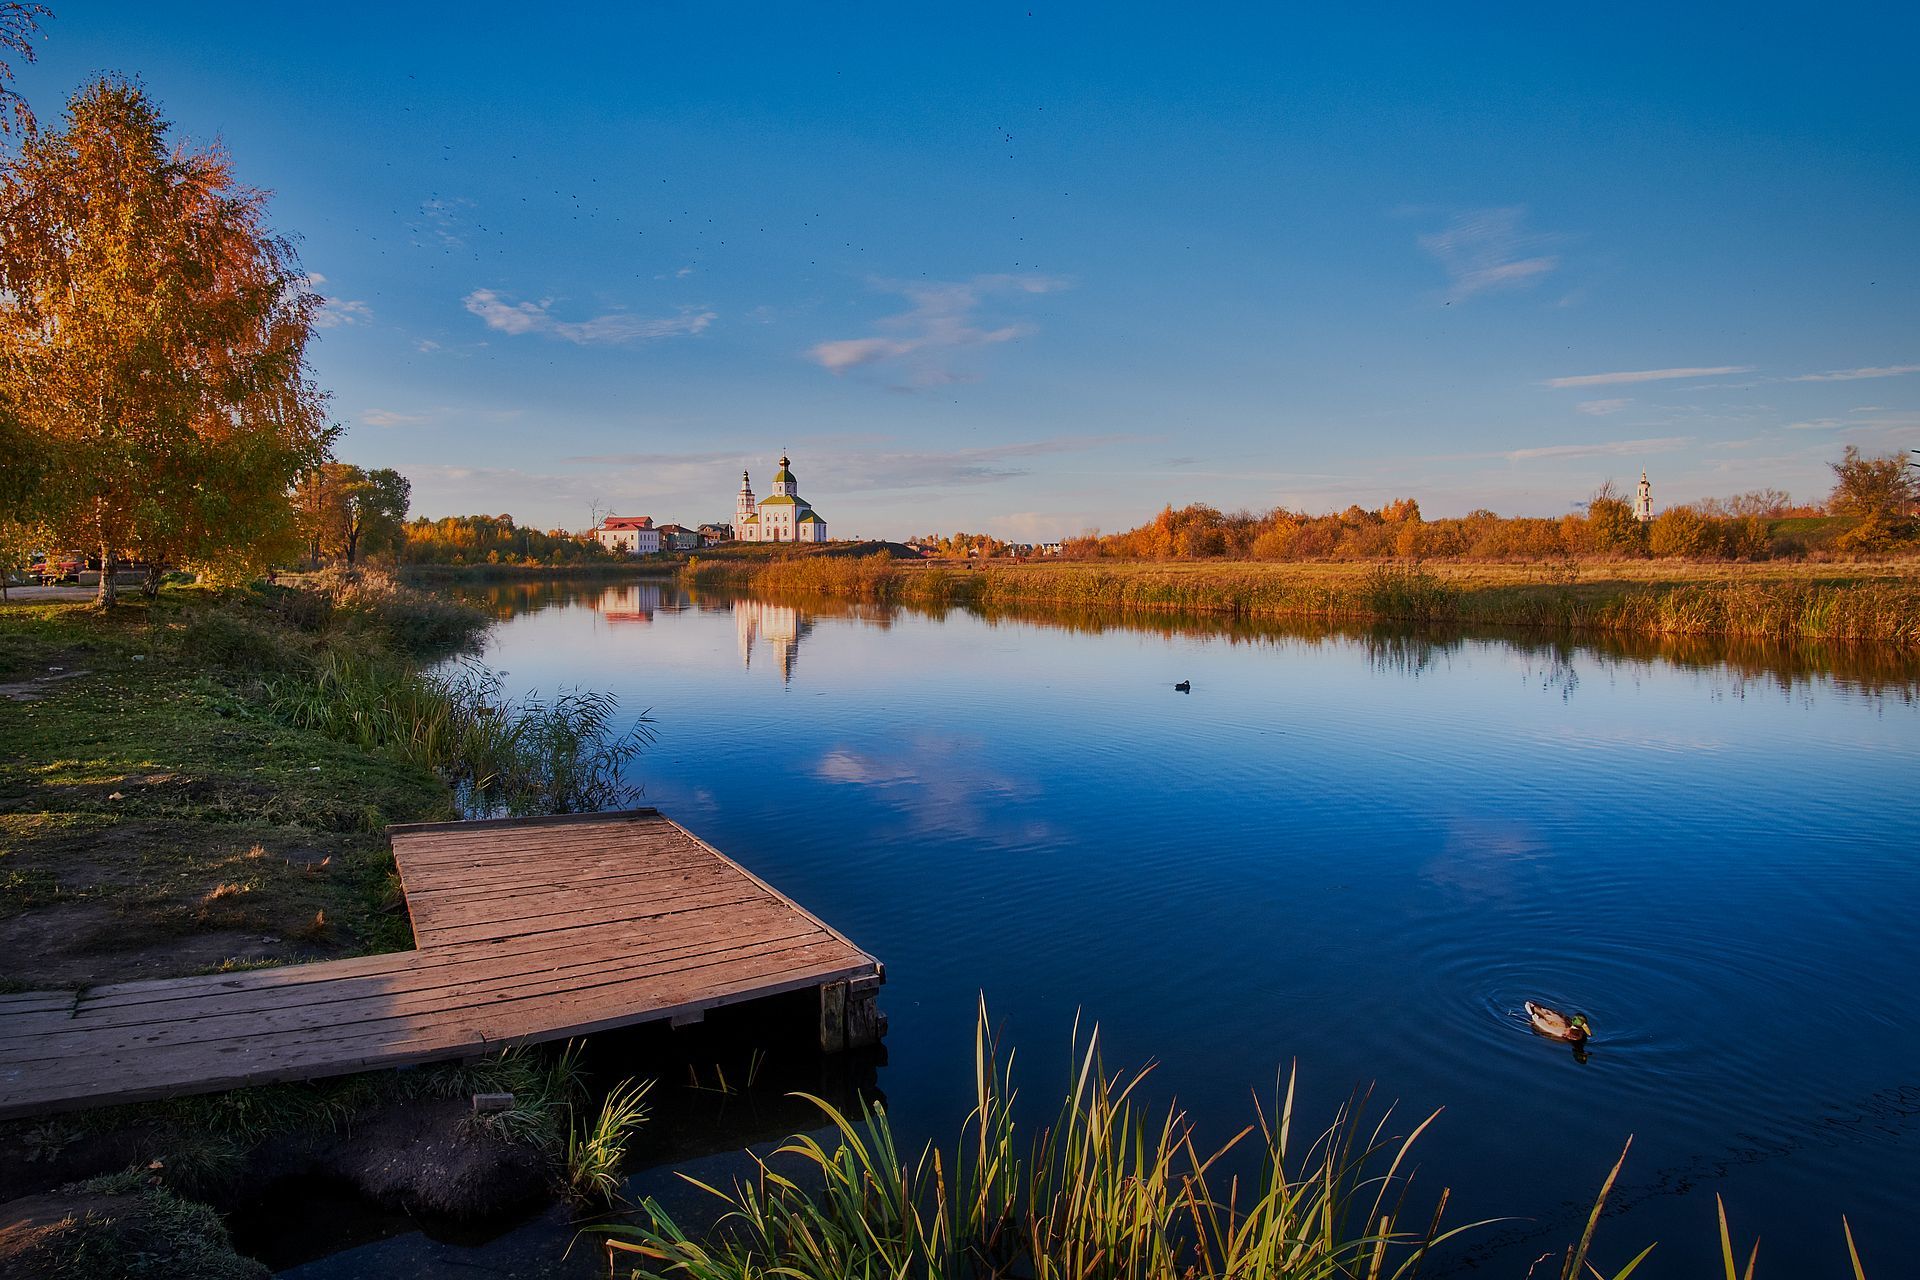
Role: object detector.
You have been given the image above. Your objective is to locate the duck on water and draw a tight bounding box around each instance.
[1525,1001,1591,1043]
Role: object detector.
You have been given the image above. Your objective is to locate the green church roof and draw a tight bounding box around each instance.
[760,494,800,506]
[797,512,825,523]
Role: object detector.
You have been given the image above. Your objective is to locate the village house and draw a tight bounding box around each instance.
[594,515,661,555]
[654,523,701,551]
[696,522,735,546]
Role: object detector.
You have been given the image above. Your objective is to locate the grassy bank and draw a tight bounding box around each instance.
[0,583,472,987]
[684,555,1920,648]
[0,571,645,989]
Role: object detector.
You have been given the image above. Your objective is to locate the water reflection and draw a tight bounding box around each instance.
[429,572,1920,1279]
[735,598,810,683]
[454,574,1920,704]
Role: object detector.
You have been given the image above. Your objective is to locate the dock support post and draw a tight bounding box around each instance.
[819,973,886,1052]
[818,981,847,1052]
[847,974,886,1049]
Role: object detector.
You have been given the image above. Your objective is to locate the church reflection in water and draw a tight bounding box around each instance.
[586,584,812,682]
[735,598,812,683]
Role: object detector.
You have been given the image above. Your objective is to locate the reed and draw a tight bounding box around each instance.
[568,1077,654,1204]
[602,1004,1481,1279]
[685,557,1920,648]
[268,652,652,816]
[599,1005,1872,1279]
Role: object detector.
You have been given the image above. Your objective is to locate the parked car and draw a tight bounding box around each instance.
[31,551,87,584]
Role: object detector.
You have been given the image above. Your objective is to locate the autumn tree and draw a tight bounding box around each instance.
[295,463,410,566]
[0,3,48,136]
[0,77,332,603]
[1827,446,1918,519]
[1586,482,1646,555]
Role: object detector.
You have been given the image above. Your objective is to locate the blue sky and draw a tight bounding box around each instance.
[18,3,1919,537]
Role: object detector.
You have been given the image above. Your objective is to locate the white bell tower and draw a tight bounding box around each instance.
[734,470,757,540]
[1634,470,1653,523]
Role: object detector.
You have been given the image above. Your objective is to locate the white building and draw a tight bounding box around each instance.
[595,515,661,555]
[733,455,829,543]
[1634,471,1653,523]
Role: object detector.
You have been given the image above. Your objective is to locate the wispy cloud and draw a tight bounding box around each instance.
[1576,398,1631,416]
[464,290,716,345]
[302,273,372,329]
[1542,365,1754,389]
[1416,207,1563,301]
[1786,363,1920,382]
[1502,435,1692,462]
[361,408,439,428]
[808,274,1070,386]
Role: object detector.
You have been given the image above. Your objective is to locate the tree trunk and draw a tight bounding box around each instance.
[142,563,162,597]
[96,545,117,608]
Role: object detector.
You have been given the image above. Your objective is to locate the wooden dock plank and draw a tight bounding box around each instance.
[0,809,883,1119]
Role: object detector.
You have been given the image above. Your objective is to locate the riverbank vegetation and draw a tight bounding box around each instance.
[608,1008,1870,1279]
[684,554,1920,648]
[1059,451,1917,563]
[0,570,649,988]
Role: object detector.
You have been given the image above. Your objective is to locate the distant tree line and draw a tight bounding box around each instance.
[396,514,612,566]
[1063,450,1918,562]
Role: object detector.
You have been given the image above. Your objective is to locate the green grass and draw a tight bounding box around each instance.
[0,592,454,986]
[567,1077,654,1204]
[602,1006,1868,1280]
[22,1168,271,1279]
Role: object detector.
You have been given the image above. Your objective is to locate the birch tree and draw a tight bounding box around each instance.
[0,77,332,604]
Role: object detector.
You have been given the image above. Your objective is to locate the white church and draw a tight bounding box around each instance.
[733,455,829,543]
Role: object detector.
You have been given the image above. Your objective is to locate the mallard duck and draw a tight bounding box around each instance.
[1174,680,1191,692]
[1525,1001,1590,1043]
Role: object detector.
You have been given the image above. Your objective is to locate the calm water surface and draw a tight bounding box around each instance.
[278,580,1920,1277]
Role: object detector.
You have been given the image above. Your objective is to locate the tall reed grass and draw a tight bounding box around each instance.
[605,1006,1486,1279]
[270,653,652,816]
[569,1078,654,1204]
[685,556,1920,648]
[601,1005,1872,1279]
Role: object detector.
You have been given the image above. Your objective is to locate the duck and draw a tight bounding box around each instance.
[1525,1001,1591,1043]
[1174,680,1191,693]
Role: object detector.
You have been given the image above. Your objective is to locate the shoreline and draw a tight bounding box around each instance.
[681,554,1920,648]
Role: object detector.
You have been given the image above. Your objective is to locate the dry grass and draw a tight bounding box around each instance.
[685,555,1920,648]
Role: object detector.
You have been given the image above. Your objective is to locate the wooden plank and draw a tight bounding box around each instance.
[0,904,843,1049]
[0,932,845,1065]
[0,807,883,1120]
[0,957,866,1119]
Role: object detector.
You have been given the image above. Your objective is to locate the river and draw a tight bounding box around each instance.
[264,577,1920,1277]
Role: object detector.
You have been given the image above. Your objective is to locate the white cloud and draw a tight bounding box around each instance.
[1416,207,1563,301]
[1576,398,1631,416]
[1787,364,1920,382]
[463,289,716,345]
[1784,418,1843,431]
[301,273,372,328]
[808,274,1070,384]
[1542,365,1754,389]
[313,297,373,328]
[361,408,438,428]
[1503,435,1692,462]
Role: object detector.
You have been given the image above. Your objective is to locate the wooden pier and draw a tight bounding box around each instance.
[0,809,884,1120]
